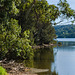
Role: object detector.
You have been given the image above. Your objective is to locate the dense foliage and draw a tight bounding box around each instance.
[0,0,33,60]
[18,0,59,45]
[0,0,75,60]
[54,25,75,38]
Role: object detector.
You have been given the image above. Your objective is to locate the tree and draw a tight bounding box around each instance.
[0,0,33,60]
[0,0,75,60]
[18,0,60,45]
[54,0,75,25]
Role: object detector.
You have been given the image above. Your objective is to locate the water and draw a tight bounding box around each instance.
[52,38,75,75]
[56,38,75,42]
[25,38,75,75]
[24,47,57,75]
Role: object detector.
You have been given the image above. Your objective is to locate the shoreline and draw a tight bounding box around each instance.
[0,59,49,75]
[0,44,57,75]
[0,60,38,75]
[32,43,55,49]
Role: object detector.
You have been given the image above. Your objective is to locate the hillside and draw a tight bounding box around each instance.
[54,25,75,38]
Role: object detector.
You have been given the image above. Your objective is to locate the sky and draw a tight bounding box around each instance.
[46,0,75,10]
[46,0,75,25]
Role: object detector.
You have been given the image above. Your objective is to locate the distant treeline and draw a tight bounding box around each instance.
[54,25,75,38]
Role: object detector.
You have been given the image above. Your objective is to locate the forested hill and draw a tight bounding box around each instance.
[54,25,75,38]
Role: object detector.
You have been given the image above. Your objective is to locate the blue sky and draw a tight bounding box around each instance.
[46,0,75,25]
[47,0,75,10]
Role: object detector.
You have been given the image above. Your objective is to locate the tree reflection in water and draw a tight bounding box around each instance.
[23,47,58,75]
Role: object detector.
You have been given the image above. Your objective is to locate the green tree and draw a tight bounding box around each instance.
[18,0,60,45]
[0,0,33,60]
[0,0,75,60]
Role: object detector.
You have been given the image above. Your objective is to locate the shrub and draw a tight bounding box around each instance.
[0,19,33,60]
[0,66,8,75]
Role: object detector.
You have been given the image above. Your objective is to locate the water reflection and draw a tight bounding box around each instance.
[24,47,58,75]
[19,40,75,75]
[52,40,75,75]
[34,48,54,75]
[17,39,75,75]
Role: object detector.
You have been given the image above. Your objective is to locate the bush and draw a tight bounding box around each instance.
[0,66,8,75]
[0,19,34,60]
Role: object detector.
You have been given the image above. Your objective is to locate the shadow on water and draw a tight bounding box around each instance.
[22,47,58,75]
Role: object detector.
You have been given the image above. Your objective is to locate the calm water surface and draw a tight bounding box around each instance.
[52,38,75,75]
[56,38,75,41]
[25,38,75,75]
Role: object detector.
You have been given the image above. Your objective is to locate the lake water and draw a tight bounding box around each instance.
[52,38,75,75]
[56,38,75,42]
[25,38,75,75]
